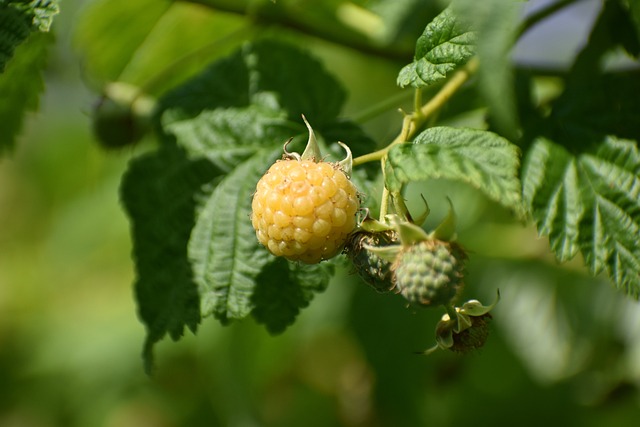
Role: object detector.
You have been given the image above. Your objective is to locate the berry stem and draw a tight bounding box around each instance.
[413,88,424,121]
[415,58,478,124]
[352,58,479,167]
[444,304,459,329]
[379,184,390,221]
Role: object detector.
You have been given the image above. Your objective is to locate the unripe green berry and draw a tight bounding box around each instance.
[393,240,466,308]
[345,230,397,292]
[92,82,155,149]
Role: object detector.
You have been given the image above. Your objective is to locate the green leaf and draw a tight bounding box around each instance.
[165,40,356,324]
[11,0,59,31]
[385,127,523,216]
[397,6,476,88]
[188,148,279,323]
[251,258,333,334]
[0,31,51,153]
[163,105,290,172]
[522,136,640,298]
[0,0,58,70]
[122,40,375,361]
[159,39,347,135]
[120,142,220,372]
[0,0,58,152]
[519,0,640,299]
[0,5,31,71]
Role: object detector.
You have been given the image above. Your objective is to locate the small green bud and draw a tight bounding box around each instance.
[92,82,155,149]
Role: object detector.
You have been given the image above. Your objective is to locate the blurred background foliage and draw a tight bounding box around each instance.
[1,0,639,426]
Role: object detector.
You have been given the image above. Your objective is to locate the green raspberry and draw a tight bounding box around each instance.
[393,239,466,308]
[92,82,154,149]
[251,158,360,264]
[345,230,397,292]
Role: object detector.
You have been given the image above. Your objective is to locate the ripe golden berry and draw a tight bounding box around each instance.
[251,159,359,264]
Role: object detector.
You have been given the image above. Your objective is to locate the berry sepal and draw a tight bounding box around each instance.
[300,114,323,162]
[421,290,500,355]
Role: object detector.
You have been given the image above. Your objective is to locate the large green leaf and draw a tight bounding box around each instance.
[518,0,640,298]
[0,31,51,153]
[0,5,31,71]
[397,6,476,88]
[0,0,58,153]
[189,148,278,323]
[0,0,58,71]
[120,142,220,372]
[385,127,523,216]
[121,40,376,362]
[159,40,349,136]
[251,257,333,334]
[522,136,640,298]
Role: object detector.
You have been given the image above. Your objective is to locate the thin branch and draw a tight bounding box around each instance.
[179,0,413,62]
[352,58,479,167]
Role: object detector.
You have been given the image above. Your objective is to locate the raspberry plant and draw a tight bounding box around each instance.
[2,0,640,374]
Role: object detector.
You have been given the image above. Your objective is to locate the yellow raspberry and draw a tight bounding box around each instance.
[251,158,359,264]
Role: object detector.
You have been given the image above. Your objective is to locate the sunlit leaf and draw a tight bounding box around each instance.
[385,127,523,216]
[0,32,51,153]
[397,6,476,88]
